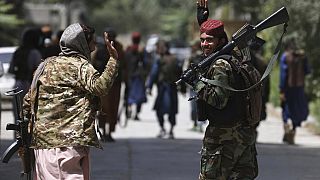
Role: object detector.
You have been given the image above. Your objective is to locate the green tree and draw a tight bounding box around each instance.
[89,0,223,43]
[0,0,24,46]
[259,0,320,104]
[90,0,162,36]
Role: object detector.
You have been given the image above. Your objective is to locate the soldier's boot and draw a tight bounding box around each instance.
[287,129,296,145]
[282,123,290,143]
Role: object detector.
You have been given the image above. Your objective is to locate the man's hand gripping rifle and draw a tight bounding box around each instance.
[1,88,32,179]
[176,7,290,86]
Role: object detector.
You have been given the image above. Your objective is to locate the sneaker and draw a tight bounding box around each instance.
[168,132,174,139]
[157,129,166,138]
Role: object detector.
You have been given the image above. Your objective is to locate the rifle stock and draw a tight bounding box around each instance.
[177,7,289,86]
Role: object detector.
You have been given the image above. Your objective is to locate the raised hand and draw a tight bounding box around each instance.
[197,0,209,26]
[104,32,118,60]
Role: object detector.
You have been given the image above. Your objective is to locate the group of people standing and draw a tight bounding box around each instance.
[10,23,185,144]
[90,29,184,142]
[5,0,310,179]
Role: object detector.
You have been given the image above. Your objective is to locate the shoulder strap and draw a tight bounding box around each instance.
[30,58,51,114]
[29,58,51,137]
[200,24,288,92]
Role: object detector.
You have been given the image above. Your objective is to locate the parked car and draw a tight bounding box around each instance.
[169,40,191,66]
[145,34,159,54]
[0,46,17,102]
[145,35,191,64]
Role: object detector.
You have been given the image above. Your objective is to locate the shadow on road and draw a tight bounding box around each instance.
[256,142,320,180]
[1,139,320,180]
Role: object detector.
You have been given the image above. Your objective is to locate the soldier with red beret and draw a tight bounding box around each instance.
[194,0,259,179]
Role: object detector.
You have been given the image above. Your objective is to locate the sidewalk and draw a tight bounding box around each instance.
[257,104,320,147]
[112,95,320,147]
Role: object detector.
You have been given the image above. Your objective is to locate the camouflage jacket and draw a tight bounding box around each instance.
[23,55,118,149]
[194,58,256,145]
[194,58,234,109]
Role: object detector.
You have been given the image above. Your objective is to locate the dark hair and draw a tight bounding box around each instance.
[80,24,95,43]
[156,40,170,55]
[104,27,117,41]
[21,27,42,49]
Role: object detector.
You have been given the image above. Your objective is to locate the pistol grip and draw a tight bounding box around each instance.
[6,123,19,131]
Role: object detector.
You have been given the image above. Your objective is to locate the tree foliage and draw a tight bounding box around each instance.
[220,0,320,105]
[20,0,320,104]
[88,0,198,41]
[0,0,24,46]
[259,0,320,101]
[89,0,161,37]
[86,0,221,42]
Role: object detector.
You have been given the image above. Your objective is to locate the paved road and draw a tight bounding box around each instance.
[1,92,320,179]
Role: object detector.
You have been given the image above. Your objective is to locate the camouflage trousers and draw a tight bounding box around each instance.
[199,125,258,180]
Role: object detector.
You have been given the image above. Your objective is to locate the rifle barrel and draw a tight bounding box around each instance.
[255,7,289,32]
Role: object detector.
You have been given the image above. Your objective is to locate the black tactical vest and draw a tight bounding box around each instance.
[197,61,247,127]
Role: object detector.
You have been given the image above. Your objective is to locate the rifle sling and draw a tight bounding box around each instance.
[29,58,50,140]
[199,23,287,92]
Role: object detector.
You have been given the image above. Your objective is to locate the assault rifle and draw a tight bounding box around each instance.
[1,88,32,180]
[176,7,289,86]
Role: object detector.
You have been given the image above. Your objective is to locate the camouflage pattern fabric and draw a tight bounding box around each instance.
[194,59,234,109]
[23,56,118,149]
[23,23,119,149]
[194,59,258,179]
[199,124,258,180]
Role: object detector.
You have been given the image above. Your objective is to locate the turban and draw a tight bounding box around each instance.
[200,19,225,37]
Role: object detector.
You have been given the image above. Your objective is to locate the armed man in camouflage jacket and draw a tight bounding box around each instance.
[23,23,119,179]
[195,1,258,179]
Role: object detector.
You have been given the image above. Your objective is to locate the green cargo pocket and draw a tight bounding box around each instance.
[200,146,223,179]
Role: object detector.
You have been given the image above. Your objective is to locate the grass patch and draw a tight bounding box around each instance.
[309,99,320,134]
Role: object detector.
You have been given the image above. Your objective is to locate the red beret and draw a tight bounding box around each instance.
[200,19,225,37]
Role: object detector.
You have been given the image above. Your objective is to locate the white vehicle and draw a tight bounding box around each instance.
[145,34,159,53]
[0,46,17,102]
